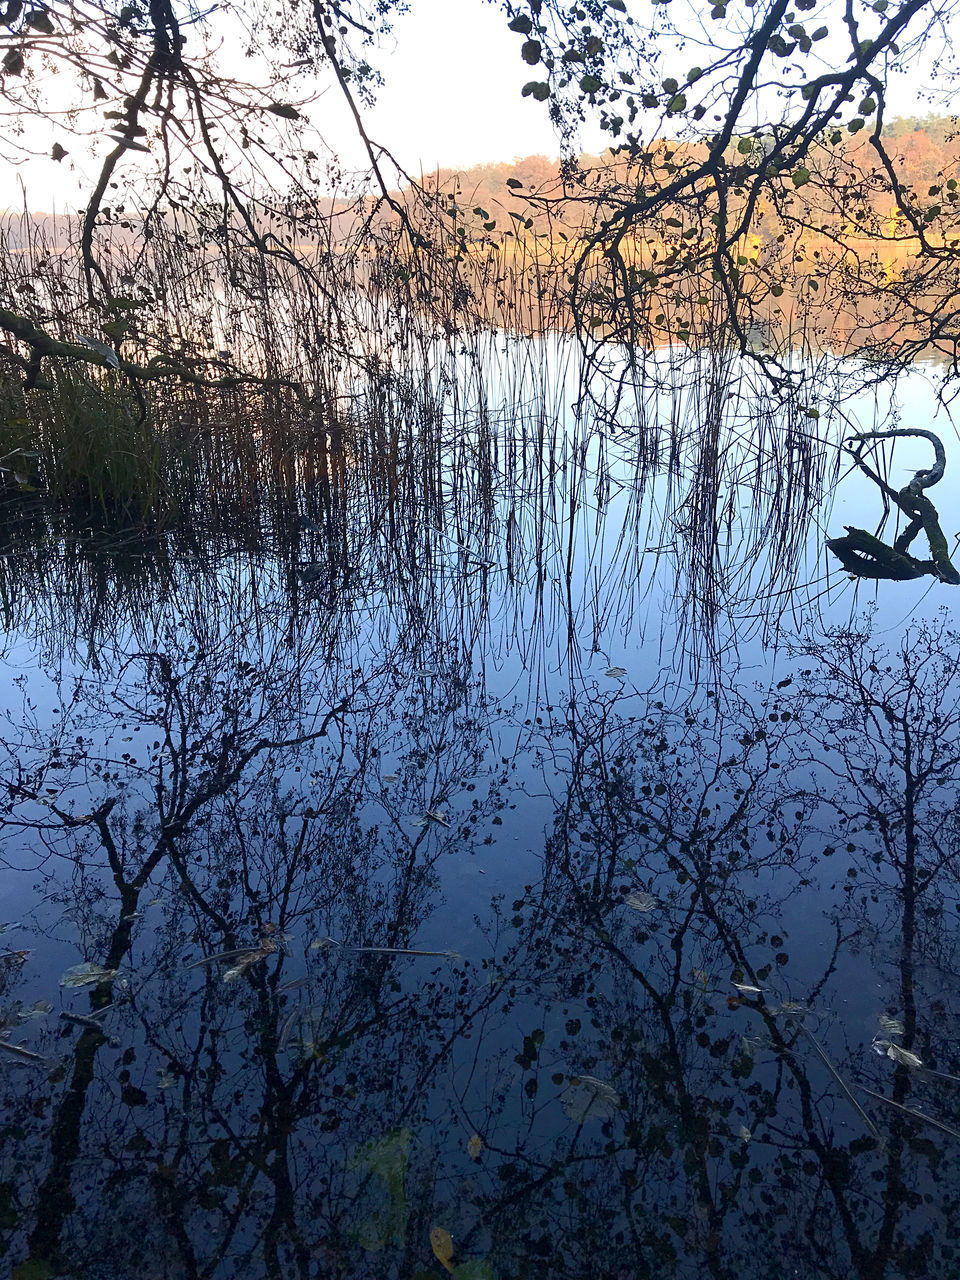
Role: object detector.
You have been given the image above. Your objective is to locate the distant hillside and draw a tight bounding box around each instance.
[407,115,960,240]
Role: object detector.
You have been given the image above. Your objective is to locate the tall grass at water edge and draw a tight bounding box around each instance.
[0,206,842,658]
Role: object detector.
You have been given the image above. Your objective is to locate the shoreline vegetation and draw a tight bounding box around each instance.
[0,117,958,617]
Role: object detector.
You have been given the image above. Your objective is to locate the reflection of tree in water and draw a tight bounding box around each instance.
[2,616,960,1276]
[0,597,508,1278]
[472,628,960,1279]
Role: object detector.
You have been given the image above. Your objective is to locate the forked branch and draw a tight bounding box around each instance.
[827,428,960,586]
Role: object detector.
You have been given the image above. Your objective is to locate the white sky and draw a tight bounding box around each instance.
[3,0,958,213]
[355,0,578,170]
[4,0,574,212]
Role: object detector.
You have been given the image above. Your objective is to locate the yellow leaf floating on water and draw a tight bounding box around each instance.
[430,1226,456,1274]
[467,1133,483,1161]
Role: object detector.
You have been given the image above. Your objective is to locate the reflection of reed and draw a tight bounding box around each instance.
[0,335,848,679]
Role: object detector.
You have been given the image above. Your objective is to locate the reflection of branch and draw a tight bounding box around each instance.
[828,428,960,585]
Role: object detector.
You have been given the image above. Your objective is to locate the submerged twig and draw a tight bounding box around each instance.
[791,1020,883,1142]
[859,1085,960,1143]
[0,1039,48,1065]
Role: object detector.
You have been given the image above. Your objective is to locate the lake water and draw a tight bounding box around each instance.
[1,345,959,1279]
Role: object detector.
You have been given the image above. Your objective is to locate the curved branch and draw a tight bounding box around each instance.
[828,428,960,585]
[0,306,310,404]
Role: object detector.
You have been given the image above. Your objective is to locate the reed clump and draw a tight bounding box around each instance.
[22,366,171,519]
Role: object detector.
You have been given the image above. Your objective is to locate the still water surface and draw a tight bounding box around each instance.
[0,354,959,1279]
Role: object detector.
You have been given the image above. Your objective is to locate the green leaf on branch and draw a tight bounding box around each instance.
[791,167,811,187]
[521,81,551,101]
[521,39,542,64]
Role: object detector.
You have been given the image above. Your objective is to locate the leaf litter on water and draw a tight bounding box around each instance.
[15,1001,52,1023]
[414,810,450,827]
[878,1013,905,1037]
[185,942,276,980]
[741,1034,768,1057]
[59,962,118,988]
[309,936,460,960]
[873,1039,923,1069]
[222,950,272,983]
[561,1074,621,1123]
[624,891,657,912]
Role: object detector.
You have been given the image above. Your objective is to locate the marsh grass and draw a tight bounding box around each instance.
[0,201,853,663]
[22,367,167,517]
